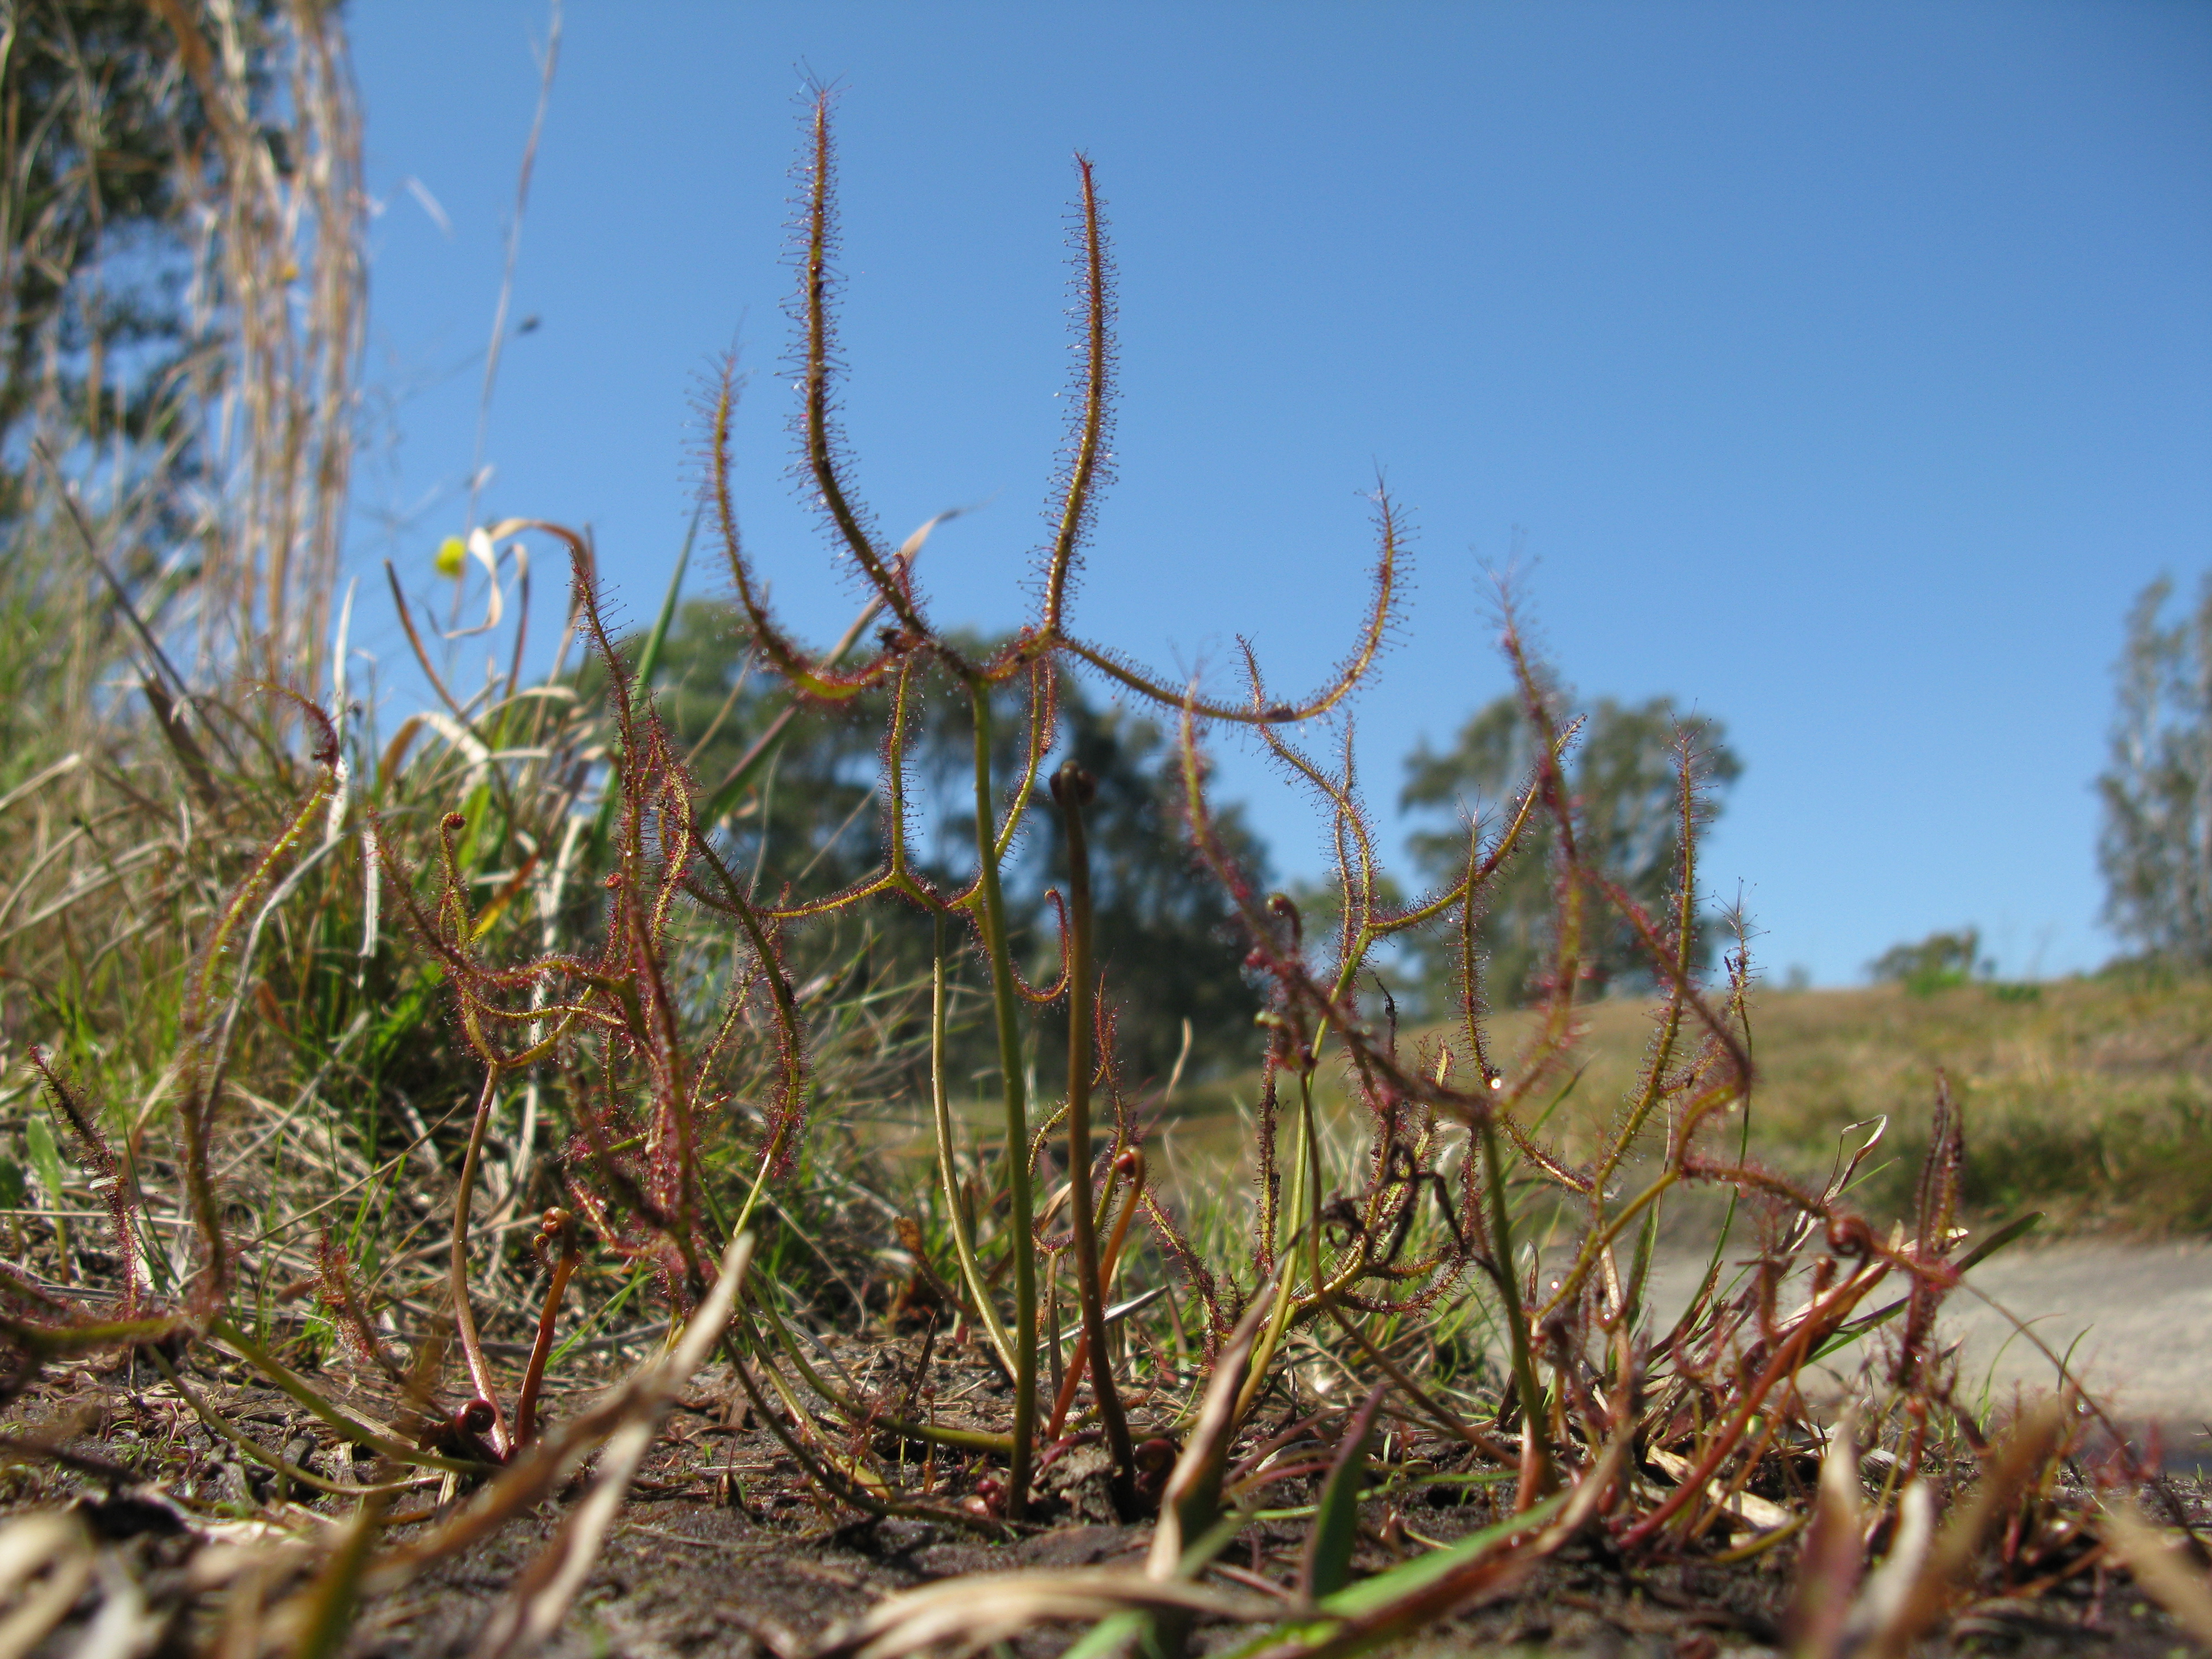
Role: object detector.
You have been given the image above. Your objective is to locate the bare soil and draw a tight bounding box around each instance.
[4,1336,2206,1659]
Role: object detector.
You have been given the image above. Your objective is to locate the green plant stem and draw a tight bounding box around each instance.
[150,1347,413,1498]
[1532,1168,1681,1326]
[726,1139,780,1245]
[207,1318,488,1475]
[450,1063,511,1456]
[717,1312,1008,1537]
[1319,1298,1516,1464]
[1236,1066,1317,1428]
[1053,762,1133,1496]
[753,1286,1013,1455]
[967,679,1037,1516]
[929,911,1018,1378]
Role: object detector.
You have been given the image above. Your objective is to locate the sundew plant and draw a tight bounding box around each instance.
[0,83,2183,1659]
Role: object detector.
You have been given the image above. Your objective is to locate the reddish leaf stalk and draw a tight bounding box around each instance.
[1047,1146,1146,1444]
[1619,1261,1890,1550]
[514,1208,582,1449]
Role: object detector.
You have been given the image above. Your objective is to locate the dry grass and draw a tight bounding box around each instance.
[1490,975,2212,1237]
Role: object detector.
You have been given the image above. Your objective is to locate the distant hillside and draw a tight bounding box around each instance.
[1170,974,2212,1238]
[1532,974,2212,1235]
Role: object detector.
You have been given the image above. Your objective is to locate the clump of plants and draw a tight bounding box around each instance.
[1869,929,1992,998]
[1,85,2205,1659]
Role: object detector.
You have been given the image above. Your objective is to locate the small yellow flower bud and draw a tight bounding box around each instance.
[434,535,467,578]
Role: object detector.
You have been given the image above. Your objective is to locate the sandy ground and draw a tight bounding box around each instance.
[1937,1238,2212,1444]
[1633,1238,2212,1467]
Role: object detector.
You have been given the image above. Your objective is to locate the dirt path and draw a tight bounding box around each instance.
[1637,1238,2212,1465]
[1936,1238,2212,1442]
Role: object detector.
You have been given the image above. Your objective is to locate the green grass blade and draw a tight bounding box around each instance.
[632,505,698,696]
[698,703,797,825]
[1303,1383,1387,1600]
[1953,1208,2044,1272]
[25,1115,66,1207]
[1207,1487,1577,1659]
[1312,1483,1571,1619]
[1060,1610,1146,1659]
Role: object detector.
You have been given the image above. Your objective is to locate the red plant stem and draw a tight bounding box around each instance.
[1047,1150,1144,1441]
[1619,1263,1887,1549]
[513,1249,577,1449]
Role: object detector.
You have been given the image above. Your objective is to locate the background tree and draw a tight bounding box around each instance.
[2098,571,2212,965]
[641,597,1270,1084]
[1019,700,1271,1081]
[1400,689,1741,1008]
[0,0,359,766]
[0,0,231,790]
[0,0,242,510]
[1867,927,1989,994]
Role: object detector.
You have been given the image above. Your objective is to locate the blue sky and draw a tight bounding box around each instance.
[345,1,2211,986]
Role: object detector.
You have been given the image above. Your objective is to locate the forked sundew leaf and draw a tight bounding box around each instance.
[26,1115,67,1205]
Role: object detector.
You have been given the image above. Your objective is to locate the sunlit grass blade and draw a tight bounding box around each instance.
[1302,1383,1386,1602]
